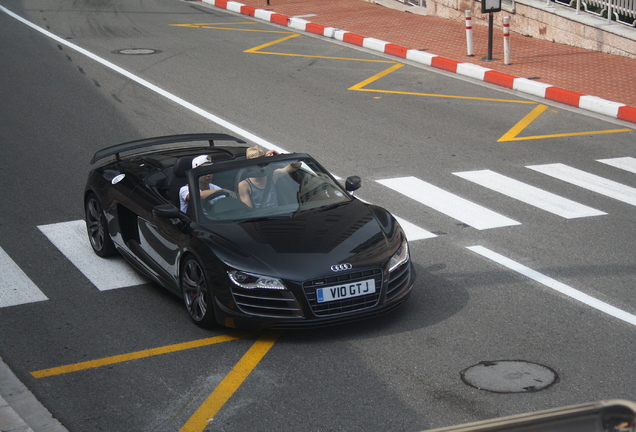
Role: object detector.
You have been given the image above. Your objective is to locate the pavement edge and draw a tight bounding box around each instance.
[0,356,68,432]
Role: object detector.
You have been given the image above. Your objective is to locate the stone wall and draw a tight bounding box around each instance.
[423,0,636,58]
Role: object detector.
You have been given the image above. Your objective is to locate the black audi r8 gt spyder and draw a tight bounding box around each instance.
[84,134,415,329]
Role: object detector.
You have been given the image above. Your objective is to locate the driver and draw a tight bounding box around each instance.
[179,155,225,213]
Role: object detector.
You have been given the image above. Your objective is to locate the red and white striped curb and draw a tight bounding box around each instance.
[197,0,636,124]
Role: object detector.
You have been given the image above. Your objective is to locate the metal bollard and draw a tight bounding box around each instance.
[503,16,511,65]
[465,10,474,57]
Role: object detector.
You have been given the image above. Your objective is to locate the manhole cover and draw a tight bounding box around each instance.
[115,48,159,55]
[461,360,558,393]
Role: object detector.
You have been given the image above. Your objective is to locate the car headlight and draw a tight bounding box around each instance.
[388,238,410,272]
[227,270,286,290]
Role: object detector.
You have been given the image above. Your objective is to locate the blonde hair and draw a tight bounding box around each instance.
[246,145,266,159]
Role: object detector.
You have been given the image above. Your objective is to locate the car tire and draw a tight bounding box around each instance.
[181,255,216,328]
[85,193,117,257]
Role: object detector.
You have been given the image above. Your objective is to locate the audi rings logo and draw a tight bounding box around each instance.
[331,263,352,272]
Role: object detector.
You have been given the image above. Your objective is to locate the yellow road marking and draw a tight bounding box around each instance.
[349,63,536,103]
[179,331,280,432]
[171,23,291,34]
[499,104,633,141]
[348,63,403,90]
[30,332,252,378]
[174,22,633,140]
[245,35,396,63]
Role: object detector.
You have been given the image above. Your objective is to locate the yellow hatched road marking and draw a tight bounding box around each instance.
[349,63,536,103]
[173,22,634,140]
[179,331,280,432]
[30,332,252,378]
[499,104,633,141]
[171,23,291,33]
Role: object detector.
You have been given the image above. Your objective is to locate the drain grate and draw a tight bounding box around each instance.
[461,360,558,393]
[115,48,159,55]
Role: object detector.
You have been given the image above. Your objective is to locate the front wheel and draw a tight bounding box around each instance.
[85,193,116,257]
[181,256,216,328]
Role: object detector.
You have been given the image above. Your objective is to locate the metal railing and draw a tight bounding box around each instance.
[553,0,636,26]
[394,0,425,6]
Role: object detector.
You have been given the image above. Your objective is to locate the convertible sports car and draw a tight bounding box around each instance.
[84,134,415,329]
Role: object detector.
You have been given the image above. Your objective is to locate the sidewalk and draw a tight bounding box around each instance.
[198,0,636,124]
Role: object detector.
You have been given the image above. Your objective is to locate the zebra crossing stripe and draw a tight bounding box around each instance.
[454,170,606,219]
[393,216,437,241]
[377,176,520,230]
[597,157,636,174]
[0,247,48,307]
[38,220,147,291]
[527,163,636,206]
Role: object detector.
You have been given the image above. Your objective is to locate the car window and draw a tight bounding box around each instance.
[193,158,351,222]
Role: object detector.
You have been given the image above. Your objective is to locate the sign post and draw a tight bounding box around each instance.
[481,0,502,61]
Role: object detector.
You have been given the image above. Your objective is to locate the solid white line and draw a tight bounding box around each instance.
[454,169,606,219]
[0,5,287,154]
[528,163,636,206]
[38,221,147,291]
[0,6,433,244]
[467,245,636,327]
[0,247,48,308]
[597,157,636,174]
[377,176,520,230]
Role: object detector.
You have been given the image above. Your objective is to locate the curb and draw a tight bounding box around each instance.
[197,0,636,125]
[0,356,68,432]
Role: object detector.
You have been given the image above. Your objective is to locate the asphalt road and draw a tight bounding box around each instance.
[1,0,635,431]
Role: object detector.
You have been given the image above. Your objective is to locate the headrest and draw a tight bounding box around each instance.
[173,156,193,177]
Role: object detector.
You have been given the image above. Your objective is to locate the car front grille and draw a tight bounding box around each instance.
[232,288,304,318]
[302,269,382,316]
[386,260,411,301]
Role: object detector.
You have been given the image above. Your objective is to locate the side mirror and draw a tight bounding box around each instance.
[345,176,362,192]
[153,204,180,219]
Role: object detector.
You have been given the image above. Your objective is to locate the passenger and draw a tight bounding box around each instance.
[238,146,279,209]
[179,155,225,213]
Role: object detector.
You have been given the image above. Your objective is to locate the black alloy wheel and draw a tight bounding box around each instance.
[181,256,216,328]
[85,193,116,257]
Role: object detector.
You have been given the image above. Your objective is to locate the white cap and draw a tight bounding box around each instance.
[192,155,212,168]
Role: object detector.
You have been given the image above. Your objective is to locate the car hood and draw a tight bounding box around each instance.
[199,199,402,281]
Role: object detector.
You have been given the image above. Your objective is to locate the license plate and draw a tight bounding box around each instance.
[316,279,376,303]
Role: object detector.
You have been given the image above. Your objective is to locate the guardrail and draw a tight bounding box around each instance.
[552,0,636,26]
[394,0,425,6]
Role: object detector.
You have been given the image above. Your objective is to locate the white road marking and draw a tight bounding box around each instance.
[0,5,287,154]
[393,216,437,241]
[0,247,48,308]
[597,157,636,174]
[377,176,520,230]
[467,245,636,327]
[38,220,147,291]
[454,169,606,219]
[528,163,636,206]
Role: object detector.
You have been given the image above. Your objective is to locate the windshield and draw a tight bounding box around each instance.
[192,157,351,222]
